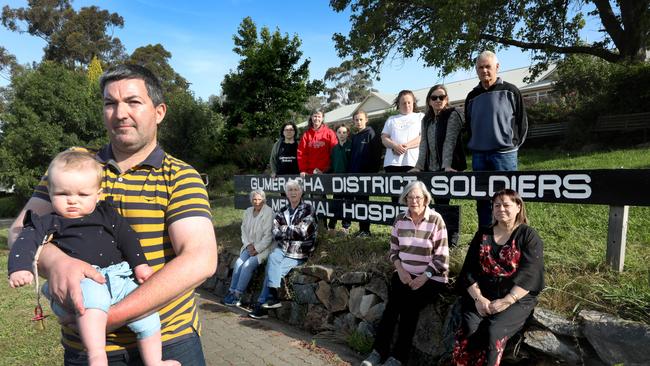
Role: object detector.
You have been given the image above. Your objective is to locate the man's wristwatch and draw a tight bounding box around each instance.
[424,271,433,279]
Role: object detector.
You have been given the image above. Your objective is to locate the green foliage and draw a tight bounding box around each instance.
[2,1,126,67]
[205,164,239,197]
[330,0,649,80]
[323,59,377,111]
[346,330,373,354]
[0,196,22,218]
[230,136,275,173]
[220,17,322,139]
[86,55,103,86]
[158,89,225,171]
[0,61,105,199]
[127,44,190,93]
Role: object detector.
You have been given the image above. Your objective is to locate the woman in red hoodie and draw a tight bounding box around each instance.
[298,110,338,175]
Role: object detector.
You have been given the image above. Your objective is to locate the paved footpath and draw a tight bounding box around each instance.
[196,291,363,366]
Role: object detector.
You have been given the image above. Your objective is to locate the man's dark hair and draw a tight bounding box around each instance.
[99,64,165,106]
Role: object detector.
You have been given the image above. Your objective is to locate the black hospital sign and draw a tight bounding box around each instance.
[235,170,650,206]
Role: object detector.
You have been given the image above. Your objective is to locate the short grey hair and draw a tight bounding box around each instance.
[284,178,303,194]
[476,50,499,67]
[249,189,266,203]
[399,180,432,206]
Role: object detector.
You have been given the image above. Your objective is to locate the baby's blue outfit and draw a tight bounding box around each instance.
[42,261,160,340]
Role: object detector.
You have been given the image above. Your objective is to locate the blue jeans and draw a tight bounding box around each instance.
[64,332,205,366]
[43,262,160,340]
[229,250,260,294]
[257,248,305,304]
[472,150,518,228]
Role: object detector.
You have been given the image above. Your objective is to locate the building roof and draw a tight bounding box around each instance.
[309,64,557,126]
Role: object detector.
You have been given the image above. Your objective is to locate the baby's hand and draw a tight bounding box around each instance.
[9,270,34,288]
[134,264,154,284]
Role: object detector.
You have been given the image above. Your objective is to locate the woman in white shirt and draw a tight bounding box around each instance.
[223,189,274,306]
[381,90,424,173]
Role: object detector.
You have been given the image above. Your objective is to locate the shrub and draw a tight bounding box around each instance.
[0,195,22,218]
[346,330,374,354]
[230,137,274,173]
[206,164,238,197]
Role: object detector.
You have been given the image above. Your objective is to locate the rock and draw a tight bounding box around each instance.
[212,281,230,298]
[365,276,388,301]
[533,308,582,337]
[579,310,650,366]
[349,286,366,318]
[315,281,331,305]
[215,258,231,280]
[300,265,334,282]
[364,302,385,325]
[359,294,380,318]
[288,272,319,284]
[412,302,447,359]
[292,283,320,304]
[200,274,217,291]
[304,304,331,333]
[316,281,349,312]
[523,329,581,365]
[340,272,369,285]
[333,313,358,333]
[288,302,308,326]
[273,301,292,323]
[357,320,375,338]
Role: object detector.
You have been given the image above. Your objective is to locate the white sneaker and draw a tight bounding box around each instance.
[360,350,381,366]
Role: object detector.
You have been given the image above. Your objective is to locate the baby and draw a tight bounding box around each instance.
[8,150,178,366]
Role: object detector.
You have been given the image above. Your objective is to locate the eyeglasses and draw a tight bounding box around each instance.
[430,95,447,101]
[406,196,424,202]
[283,128,295,132]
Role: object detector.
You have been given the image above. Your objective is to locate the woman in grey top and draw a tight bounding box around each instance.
[413,84,466,204]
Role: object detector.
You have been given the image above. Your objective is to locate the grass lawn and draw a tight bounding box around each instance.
[1,146,649,365]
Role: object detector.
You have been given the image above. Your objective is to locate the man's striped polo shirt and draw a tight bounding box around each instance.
[32,144,213,354]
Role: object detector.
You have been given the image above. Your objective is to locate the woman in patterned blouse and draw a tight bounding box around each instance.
[453,189,545,366]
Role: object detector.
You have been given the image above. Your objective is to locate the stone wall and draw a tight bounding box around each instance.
[203,250,650,366]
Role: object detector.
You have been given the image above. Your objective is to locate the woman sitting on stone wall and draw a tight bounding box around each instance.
[452,189,545,366]
[222,189,274,307]
[361,180,450,366]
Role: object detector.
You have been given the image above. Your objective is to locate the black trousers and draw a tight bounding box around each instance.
[453,295,537,366]
[373,271,444,362]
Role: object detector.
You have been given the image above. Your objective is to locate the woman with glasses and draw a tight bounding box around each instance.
[413,84,466,204]
[452,189,544,366]
[361,180,449,366]
[270,122,300,177]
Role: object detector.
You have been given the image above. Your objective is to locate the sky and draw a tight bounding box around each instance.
[1,0,603,100]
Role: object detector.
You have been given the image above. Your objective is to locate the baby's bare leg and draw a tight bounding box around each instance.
[137,330,179,366]
[77,309,108,366]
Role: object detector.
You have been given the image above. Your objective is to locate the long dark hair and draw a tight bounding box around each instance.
[279,122,299,141]
[424,84,449,120]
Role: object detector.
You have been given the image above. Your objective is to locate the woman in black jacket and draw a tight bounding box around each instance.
[413,84,466,204]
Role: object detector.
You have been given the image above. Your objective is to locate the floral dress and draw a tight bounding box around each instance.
[452,224,544,366]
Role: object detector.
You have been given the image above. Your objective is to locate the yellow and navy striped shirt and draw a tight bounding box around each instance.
[33,144,212,354]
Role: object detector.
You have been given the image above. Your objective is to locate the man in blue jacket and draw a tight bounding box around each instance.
[465,51,528,229]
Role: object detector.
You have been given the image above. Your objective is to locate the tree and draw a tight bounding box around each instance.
[0,46,18,81]
[221,17,322,139]
[127,44,190,93]
[0,61,105,199]
[2,0,125,67]
[330,0,650,79]
[323,59,377,111]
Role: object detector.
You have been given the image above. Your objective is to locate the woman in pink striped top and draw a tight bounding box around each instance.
[361,180,450,366]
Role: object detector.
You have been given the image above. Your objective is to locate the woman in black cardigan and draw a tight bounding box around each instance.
[453,189,544,366]
[412,84,466,204]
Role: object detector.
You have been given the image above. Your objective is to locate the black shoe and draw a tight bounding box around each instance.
[262,298,282,309]
[248,303,268,319]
